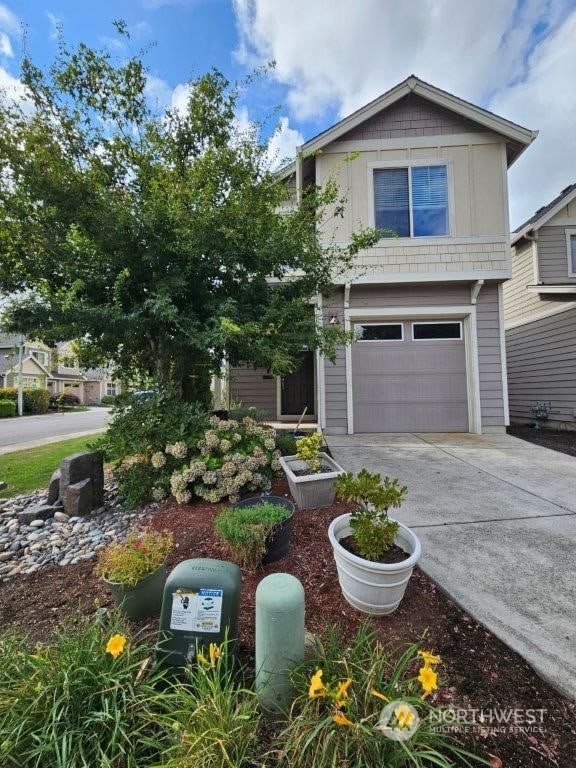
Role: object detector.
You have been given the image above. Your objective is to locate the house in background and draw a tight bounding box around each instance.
[0,335,121,404]
[229,75,536,435]
[503,183,576,427]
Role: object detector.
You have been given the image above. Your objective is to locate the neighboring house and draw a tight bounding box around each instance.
[0,335,51,390]
[229,75,536,435]
[83,366,122,404]
[49,341,86,401]
[503,183,576,426]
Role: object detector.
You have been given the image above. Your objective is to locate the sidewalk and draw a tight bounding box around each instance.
[0,429,106,456]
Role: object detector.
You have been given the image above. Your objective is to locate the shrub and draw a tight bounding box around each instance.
[215,501,292,569]
[295,432,324,472]
[278,623,484,768]
[101,393,118,405]
[50,391,81,409]
[335,470,407,561]
[169,415,281,505]
[23,387,50,414]
[275,432,298,456]
[0,399,16,418]
[114,459,162,509]
[228,403,267,422]
[0,612,189,768]
[96,529,173,585]
[0,387,17,401]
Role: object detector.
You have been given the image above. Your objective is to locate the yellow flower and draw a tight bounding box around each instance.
[209,643,221,666]
[334,677,352,707]
[370,687,389,702]
[418,650,441,667]
[332,712,355,727]
[197,651,208,666]
[395,703,415,729]
[105,634,127,658]
[418,665,438,694]
[308,669,326,699]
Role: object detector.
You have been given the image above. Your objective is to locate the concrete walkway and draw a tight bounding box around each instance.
[326,432,576,700]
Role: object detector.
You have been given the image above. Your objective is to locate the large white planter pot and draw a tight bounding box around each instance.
[328,514,421,615]
[279,452,344,509]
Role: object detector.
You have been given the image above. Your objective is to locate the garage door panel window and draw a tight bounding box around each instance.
[374,164,449,238]
[412,322,462,340]
[354,323,403,341]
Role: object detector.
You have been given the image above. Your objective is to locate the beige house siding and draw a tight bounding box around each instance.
[537,226,576,284]
[337,94,488,141]
[476,285,505,427]
[506,307,576,425]
[503,239,551,323]
[228,365,277,419]
[323,291,347,435]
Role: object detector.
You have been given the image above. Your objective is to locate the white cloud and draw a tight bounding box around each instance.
[266,116,303,169]
[0,65,27,104]
[46,11,60,41]
[232,0,575,223]
[0,30,12,57]
[145,74,173,110]
[0,4,18,32]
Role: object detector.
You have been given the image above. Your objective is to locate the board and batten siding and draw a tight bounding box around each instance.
[537,226,576,284]
[503,239,555,324]
[476,285,505,427]
[506,307,576,424]
[323,282,506,433]
[228,365,277,419]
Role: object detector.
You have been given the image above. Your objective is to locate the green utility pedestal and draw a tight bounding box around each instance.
[156,558,241,668]
[255,573,305,715]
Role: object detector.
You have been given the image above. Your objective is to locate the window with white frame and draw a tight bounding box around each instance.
[29,349,48,366]
[21,376,42,388]
[106,382,117,396]
[412,321,462,340]
[566,229,576,276]
[373,164,449,238]
[354,323,403,341]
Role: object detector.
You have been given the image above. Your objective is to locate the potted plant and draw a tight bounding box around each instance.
[215,495,295,569]
[328,469,421,615]
[279,432,344,509]
[95,528,173,619]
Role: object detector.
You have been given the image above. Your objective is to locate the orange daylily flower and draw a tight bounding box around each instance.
[332,712,355,727]
[418,665,438,694]
[309,669,327,698]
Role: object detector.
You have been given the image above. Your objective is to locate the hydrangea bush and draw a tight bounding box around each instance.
[168,416,281,505]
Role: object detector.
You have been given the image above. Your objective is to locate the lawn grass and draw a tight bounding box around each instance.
[0,436,96,499]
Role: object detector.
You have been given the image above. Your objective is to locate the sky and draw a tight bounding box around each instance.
[1,0,575,229]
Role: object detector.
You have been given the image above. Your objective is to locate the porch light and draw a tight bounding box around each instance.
[329,314,340,325]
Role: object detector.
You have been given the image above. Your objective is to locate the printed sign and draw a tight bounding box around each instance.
[169,588,223,633]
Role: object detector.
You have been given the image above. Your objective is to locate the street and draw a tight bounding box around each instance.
[0,407,112,450]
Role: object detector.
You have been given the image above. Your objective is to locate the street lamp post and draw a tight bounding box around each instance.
[17,334,24,417]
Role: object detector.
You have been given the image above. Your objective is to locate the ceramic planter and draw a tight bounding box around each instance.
[104,563,167,620]
[279,452,345,509]
[234,495,295,564]
[328,514,421,615]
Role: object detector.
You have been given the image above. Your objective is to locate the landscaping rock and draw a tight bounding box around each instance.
[63,478,93,518]
[47,469,60,505]
[18,503,55,525]
[59,452,104,508]
[54,511,69,523]
[0,481,7,491]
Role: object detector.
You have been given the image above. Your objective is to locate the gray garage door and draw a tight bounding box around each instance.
[352,320,469,433]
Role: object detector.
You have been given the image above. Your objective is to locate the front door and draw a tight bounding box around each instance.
[281,351,315,416]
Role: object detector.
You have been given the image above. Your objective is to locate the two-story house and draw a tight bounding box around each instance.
[0,335,52,390]
[229,76,536,435]
[503,183,576,426]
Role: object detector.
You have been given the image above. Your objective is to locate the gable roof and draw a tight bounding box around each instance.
[299,75,536,165]
[3,354,50,377]
[511,183,576,245]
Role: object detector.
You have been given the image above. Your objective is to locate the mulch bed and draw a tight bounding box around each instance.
[508,424,576,458]
[1,476,574,767]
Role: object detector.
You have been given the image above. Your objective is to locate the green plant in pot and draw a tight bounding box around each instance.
[328,470,421,615]
[215,499,294,570]
[96,528,173,619]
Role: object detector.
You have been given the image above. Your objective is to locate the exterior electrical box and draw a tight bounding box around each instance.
[156,558,242,668]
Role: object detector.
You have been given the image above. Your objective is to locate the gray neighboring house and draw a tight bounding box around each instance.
[229,75,536,435]
[503,183,576,426]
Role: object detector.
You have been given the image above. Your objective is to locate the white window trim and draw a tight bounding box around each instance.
[411,320,463,341]
[367,159,455,242]
[565,228,576,277]
[354,322,404,342]
[344,306,481,435]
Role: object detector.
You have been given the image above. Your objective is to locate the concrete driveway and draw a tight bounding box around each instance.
[326,432,576,699]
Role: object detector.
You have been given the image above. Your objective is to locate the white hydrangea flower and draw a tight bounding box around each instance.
[151,452,167,469]
[152,487,166,501]
[219,438,232,453]
[264,438,276,451]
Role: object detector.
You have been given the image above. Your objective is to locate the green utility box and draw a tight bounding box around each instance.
[156,558,242,668]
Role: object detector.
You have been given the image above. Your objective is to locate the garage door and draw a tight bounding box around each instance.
[352,320,468,433]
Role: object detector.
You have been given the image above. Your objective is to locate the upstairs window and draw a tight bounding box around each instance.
[374,165,449,238]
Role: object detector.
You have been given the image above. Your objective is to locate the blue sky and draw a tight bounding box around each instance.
[2,0,576,226]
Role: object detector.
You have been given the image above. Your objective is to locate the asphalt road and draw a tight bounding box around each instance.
[0,407,112,451]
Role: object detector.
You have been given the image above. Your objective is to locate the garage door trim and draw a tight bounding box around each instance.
[344,305,481,435]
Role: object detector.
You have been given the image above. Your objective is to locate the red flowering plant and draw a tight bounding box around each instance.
[95,528,173,586]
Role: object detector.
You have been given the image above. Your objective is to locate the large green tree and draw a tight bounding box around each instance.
[0,26,376,403]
